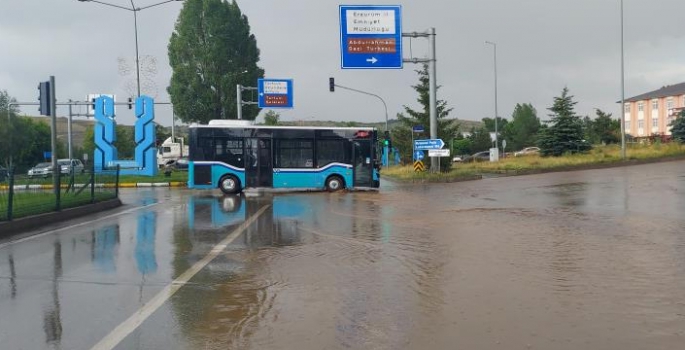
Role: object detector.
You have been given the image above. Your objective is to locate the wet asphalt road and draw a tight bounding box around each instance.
[1,161,684,350]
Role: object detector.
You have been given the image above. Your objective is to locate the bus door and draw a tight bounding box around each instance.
[246,138,273,188]
[352,139,374,187]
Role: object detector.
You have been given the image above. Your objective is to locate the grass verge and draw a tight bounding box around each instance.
[383,143,685,182]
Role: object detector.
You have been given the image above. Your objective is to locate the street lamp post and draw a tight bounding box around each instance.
[485,41,499,157]
[620,0,627,159]
[78,0,184,97]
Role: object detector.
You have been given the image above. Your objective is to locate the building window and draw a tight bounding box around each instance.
[624,103,630,113]
[638,120,644,129]
[651,100,658,110]
[625,120,630,131]
[638,102,644,112]
[652,118,658,128]
[667,98,674,110]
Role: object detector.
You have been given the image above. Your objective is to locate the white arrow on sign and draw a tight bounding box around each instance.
[366,57,378,64]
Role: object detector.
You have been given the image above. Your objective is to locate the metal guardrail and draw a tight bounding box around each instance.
[0,165,120,222]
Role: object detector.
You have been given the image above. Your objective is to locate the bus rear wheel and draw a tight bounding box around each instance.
[219,175,241,195]
[325,175,345,192]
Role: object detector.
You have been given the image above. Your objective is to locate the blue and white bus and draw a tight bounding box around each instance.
[187,120,381,194]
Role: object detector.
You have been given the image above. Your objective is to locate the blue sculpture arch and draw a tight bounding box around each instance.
[93,95,158,176]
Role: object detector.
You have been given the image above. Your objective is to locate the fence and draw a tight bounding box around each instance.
[0,165,120,222]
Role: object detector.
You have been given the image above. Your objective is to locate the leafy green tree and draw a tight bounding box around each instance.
[671,110,685,143]
[537,87,591,156]
[168,0,264,123]
[502,103,540,152]
[482,117,508,133]
[468,127,493,153]
[451,133,472,156]
[0,90,19,167]
[263,110,280,126]
[392,64,459,169]
[82,124,135,161]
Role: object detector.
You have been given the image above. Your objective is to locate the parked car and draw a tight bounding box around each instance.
[164,157,188,170]
[463,151,491,162]
[452,155,464,163]
[28,162,54,178]
[514,147,540,157]
[58,159,85,175]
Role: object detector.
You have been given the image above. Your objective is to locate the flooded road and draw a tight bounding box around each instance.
[1,161,685,349]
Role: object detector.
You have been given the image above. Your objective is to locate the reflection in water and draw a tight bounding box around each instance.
[173,192,450,349]
[43,241,62,346]
[8,254,16,299]
[135,211,158,275]
[91,225,120,273]
[173,194,311,348]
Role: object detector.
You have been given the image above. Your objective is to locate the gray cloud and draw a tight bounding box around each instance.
[2,0,684,127]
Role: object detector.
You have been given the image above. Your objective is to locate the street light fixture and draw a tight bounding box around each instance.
[485,41,499,158]
[77,0,184,98]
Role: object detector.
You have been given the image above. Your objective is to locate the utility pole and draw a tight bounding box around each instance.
[403,28,439,172]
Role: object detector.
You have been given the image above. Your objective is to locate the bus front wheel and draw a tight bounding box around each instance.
[219,175,241,195]
[325,176,345,192]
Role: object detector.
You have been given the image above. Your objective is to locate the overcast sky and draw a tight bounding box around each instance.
[2,0,685,127]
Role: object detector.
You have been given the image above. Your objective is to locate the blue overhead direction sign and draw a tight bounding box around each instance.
[414,139,445,150]
[339,5,403,69]
[258,79,294,109]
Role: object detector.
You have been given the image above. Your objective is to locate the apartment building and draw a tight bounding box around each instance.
[624,82,685,138]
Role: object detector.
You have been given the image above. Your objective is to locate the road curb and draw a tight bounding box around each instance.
[0,182,188,190]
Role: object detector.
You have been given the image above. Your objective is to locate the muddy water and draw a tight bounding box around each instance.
[150,161,684,350]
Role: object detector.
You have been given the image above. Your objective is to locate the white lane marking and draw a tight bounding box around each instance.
[0,203,161,249]
[90,204,271,350]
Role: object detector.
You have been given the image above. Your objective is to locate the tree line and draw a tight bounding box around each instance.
[389,66,685,165]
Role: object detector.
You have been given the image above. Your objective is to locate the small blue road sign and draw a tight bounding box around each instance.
[339,5,402,69]
[414,150,424,161]
[258,79,294,109]
[414,139,445,150]
[412,125,424,133]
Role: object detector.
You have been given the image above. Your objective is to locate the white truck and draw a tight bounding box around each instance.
[157,137,189,168]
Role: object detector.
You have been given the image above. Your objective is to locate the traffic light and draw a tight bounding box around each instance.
[383,130,392,150]
[128,97,133,110]
[37,81,51,116]
[329,77,335,92]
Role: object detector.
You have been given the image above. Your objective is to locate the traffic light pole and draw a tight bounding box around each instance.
[49,76,60,209]
[236,84,258,120]
[330,82,389,132]
[329,80,391,166]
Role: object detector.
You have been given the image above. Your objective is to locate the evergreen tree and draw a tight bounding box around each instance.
[168,0,264,123]
[670,110,685,143]
[393,64,459,169]
[591,109,620,145]
[537,87,591,156]
[502,103,540,151]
